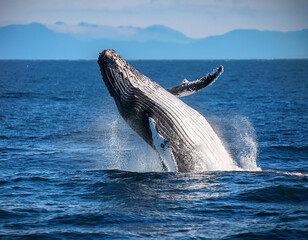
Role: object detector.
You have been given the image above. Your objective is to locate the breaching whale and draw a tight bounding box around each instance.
[98,49,237,172]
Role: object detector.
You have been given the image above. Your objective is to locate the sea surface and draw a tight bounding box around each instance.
[0,59,307,239]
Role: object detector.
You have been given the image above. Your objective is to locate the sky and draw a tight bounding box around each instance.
[0,0,307,38]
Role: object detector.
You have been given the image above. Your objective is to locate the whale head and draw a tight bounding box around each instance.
[98,49,127,99]
[97,49,146,104]
[98,49,155,146]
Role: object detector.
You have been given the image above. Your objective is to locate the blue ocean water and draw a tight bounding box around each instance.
[0,59,307,239]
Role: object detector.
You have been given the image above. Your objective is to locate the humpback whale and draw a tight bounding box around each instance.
[98,49,237,172]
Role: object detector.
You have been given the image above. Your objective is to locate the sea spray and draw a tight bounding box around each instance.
[210,115,261,171]
[109,118,123,170]
[129,142,164,172]
[107,115,163,172]
[230,116,261,171]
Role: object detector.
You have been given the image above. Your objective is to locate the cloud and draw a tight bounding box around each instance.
[160,0,308,10]
[0,0,151,12]
[78,22,99,28]
[55,21,66,25]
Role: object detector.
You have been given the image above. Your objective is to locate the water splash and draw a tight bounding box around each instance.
[102,111,261,172]
[128,142,163,172]
[106,116,163,172]
[232,116,261,171]
[216,115,261,171]
[109,118,123,170]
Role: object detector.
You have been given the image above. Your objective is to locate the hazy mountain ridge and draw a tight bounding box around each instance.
[51,23,193,43]
[0,23,307,59]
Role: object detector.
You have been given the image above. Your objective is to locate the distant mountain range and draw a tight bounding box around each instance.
[0,22,307,59]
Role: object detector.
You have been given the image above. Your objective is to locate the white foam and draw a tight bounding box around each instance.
[128,142,164,172]
[263,170,308,177]
[230,116,261,171]
[102,113,163,172]
[204,114,261,172]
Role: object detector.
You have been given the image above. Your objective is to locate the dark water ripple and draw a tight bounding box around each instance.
[0,170,307,239]
[0,60,307,239]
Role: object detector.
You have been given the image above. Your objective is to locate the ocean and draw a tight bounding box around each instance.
[0,59,307,239]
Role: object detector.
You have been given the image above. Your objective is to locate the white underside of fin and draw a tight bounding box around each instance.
[181,78,190,84]
[149,117,177,172]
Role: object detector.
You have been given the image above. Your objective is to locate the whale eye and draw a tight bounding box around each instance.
[161,143,165,149]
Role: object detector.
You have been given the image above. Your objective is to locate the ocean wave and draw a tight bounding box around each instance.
[0,91,40,99]
[270,145,308,151]
[49,96,72,101]
[0,147,24,151]
[239,184,308,203]
[0,209,24,219]
[49,212,141,226]
[12,176,52,183]
[0,91,73,101]
[0,231,112,239]
[225,228,307,240]
[263,170,308,177]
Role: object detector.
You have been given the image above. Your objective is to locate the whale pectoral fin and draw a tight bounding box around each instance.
[166,65,224,97]
[148,117,177,172]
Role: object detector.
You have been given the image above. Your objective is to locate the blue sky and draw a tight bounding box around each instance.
[0,0,307,38]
